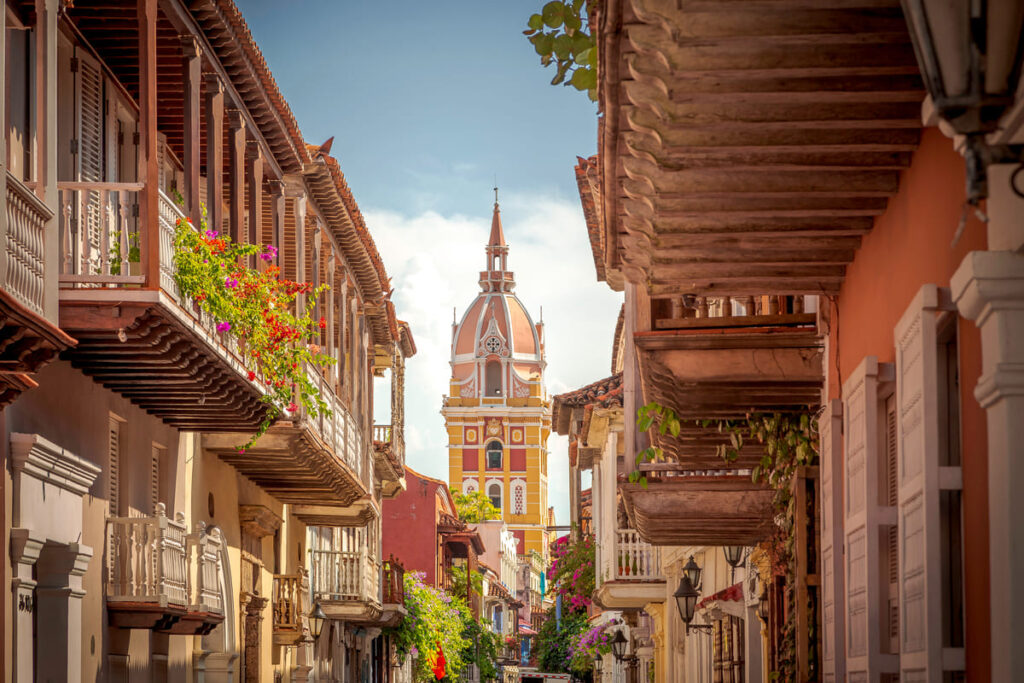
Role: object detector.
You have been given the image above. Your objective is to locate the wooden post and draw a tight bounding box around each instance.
[180,36,201,226]
[227,110,246,245]
[269,179,285,266]
[311,221,322,323]
[293,195,306,313]
[246,140,263,267]
[138,0,159,288]
[203,74,224,233]
[326,255,336,360]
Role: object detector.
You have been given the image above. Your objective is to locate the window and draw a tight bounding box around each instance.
[488,483,502,511]
[486,441,503,470]
[485,360,502,396]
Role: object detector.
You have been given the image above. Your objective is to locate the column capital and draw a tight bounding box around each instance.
[9,529,45,567]
[203,72,223,93]
[268,178,285,197]
[179,34,201,59]
[227,108,246,130]
[951,250,1024,326]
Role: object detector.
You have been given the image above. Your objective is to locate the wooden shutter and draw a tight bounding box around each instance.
[820,399,845,683]
[107,414,123,516]
[894,285,945,679]
[75,51,104,266]
[150,444,163,513]
[843,357,896,679]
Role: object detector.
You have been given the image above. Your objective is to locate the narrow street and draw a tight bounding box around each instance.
[1,1,1022,682]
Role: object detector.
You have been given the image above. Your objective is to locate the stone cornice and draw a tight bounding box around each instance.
[9,433,101,496]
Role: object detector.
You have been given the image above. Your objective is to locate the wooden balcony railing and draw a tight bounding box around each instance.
[273,571,308,640]
[614,529,664,581]
[373,424,392,444]
[310,545,380,605]
[653,294,814,330]
[382,557,405,605]
[58,181,144,287]
[304,363,367,487]
[4,173,51,317]
[105,503,224,630]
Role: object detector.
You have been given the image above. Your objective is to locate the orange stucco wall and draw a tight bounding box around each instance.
[827,128,989,680]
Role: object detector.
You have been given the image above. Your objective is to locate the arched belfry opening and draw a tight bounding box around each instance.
[485,360,502,396]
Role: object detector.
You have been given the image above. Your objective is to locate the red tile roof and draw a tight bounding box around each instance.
[696,582,744,610]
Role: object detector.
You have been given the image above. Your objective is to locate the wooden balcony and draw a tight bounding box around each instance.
[372,423,405,497]
[380,557,407,627]
[203,364,371,506]
[309,534,382,623]
[272,571,308,645]
[105,504,224,635]
[57,185,268,431]
[595,529,666,609]
[622,466,776,546]
[0,174,76,406]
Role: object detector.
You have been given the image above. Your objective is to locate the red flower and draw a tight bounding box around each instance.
[286,402,298,413]
[247,371,256,381]
[318,317,327,329]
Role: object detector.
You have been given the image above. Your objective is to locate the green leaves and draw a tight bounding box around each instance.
[524,1,598,101]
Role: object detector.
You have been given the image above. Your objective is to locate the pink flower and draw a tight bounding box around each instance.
[260,245,278,262]
[225,276,238,288]
[287,402,298,413]
[205,229,218,238]
[216,321,231,333]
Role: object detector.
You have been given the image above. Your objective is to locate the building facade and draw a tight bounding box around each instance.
[443,198,552,560]
[1,1,414,681]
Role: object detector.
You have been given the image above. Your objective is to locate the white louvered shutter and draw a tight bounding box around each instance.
[820,399,845,683]
[75,51,104,270]
[843,357,896,680]
[894,285,944,680]
[150,444,163,514]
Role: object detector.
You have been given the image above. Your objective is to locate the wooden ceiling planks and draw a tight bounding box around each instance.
[598,0,925,294]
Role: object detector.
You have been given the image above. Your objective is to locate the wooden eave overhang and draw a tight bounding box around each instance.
[0,289,77,407]
[596,0,924,294]
[106,601,223,635]
[636,317,822,467]
[59,295,268,431]
[202,424,369,506]
[621,474,775,546]
[303,153,395,348]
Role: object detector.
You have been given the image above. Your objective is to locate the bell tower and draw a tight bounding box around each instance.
[442,195,552,560]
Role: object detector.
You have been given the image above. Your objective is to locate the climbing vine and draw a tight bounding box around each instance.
[631,403,820,680]
[524,0,598,101]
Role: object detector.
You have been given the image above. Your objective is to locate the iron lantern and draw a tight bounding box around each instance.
[682,555,702,591]
[610,630,628,662]
[901,0,1024,202]
[593,652,603,674]
[308,600,327,640]
[673,574,712,635]
[723,546,745,569]
[758,590,770,623]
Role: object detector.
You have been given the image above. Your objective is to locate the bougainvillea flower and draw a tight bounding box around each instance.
[216,321,231,333]
[286,402,298,412]
[319,316,327,329]
[205,229,218,238]
[247,371,256,381]
[225,276,238,288]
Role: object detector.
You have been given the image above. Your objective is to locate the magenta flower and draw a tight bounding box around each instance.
[260,245,278,262]
[216,321,231,333]
[225,276,238,288]
[205,229,218,238]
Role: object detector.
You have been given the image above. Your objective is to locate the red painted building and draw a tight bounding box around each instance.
[382,467,456,588]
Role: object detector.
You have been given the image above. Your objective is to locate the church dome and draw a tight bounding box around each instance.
[450,197,544,398]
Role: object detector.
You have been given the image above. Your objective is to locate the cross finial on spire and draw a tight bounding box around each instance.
[494,184,499,206]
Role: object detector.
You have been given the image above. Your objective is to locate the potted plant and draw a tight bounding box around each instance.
[109,230,141,276]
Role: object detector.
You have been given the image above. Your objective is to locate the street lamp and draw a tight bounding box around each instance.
[723,546,745,569]
[610,630,628,662]
[308,600,327,640]
[593,652,603,676]
[682,555,702,591]
[758,589,770,624]
[673,574,712,636]
[901,0,1024,202]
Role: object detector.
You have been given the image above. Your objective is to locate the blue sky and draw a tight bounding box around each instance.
[240,0,620,523]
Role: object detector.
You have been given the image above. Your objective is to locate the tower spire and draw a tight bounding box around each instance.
[487,187,506,252]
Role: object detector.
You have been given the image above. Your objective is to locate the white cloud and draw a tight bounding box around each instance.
[366,193,622,524]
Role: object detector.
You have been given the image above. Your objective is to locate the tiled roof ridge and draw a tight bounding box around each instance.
[553,372,623,408]
[574,155,605,282]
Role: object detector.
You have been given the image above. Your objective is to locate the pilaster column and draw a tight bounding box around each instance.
[137,0,159,288]
[246,140,263,256]
[9,530,43,683]
[34,541,93,683]
[951,247,1024,683]
[269,180,285,266]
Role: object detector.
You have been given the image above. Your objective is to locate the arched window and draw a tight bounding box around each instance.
[488,483,502,511]
[486,441,503,470]
[485,360,502,396]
